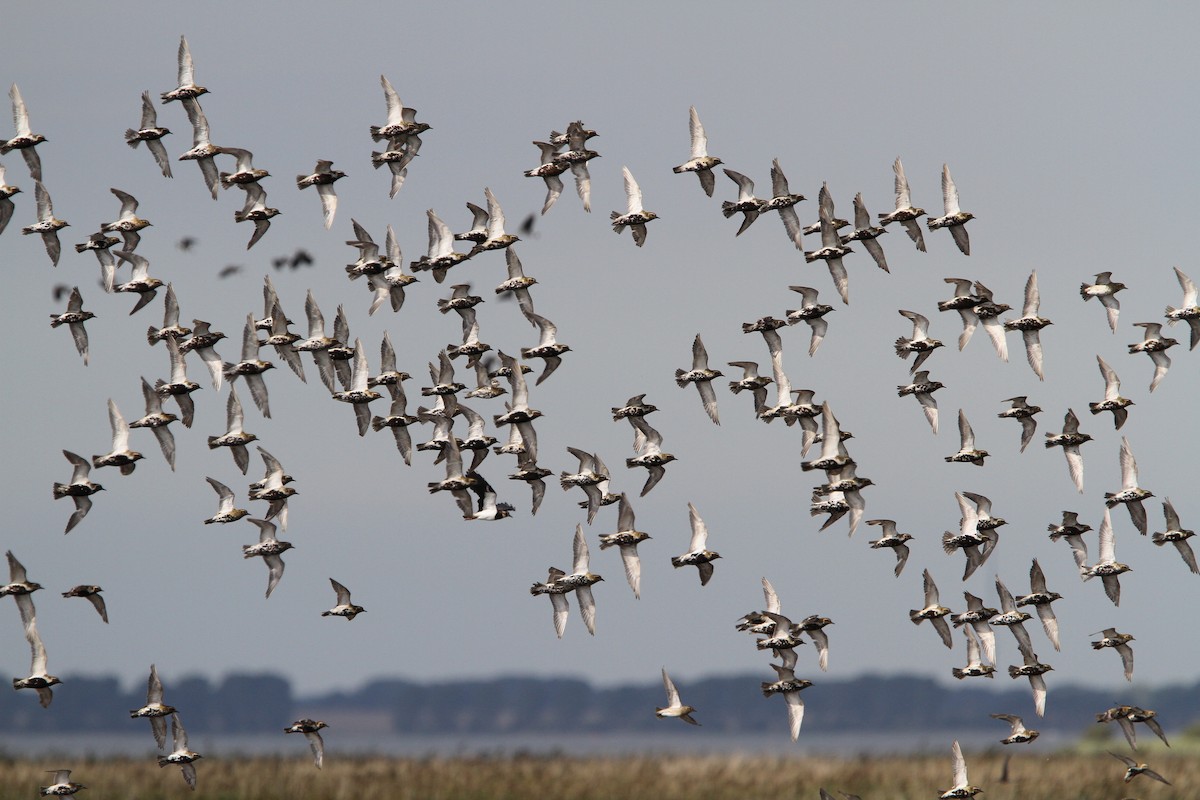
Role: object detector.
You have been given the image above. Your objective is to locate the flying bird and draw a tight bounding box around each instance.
[878,157,926,251]
[671,503,721,586]
[610,166,658,246]
[49,287,94,365]
[675,334,722,425]
[656,668,699,726]
[926,165,974,256]
[672,106,722,196]
[1003,270,1052,380]
[1080,271,1125,333]
[125,91,172,177]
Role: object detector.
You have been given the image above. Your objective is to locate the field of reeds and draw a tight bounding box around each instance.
[0,746,1197,800]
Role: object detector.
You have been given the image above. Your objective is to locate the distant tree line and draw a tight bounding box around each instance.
[2,670,1197,735]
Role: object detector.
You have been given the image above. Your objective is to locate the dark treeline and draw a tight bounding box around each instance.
[3,671,1197,735]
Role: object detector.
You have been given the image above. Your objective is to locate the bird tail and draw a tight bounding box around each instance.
[1007,665,1023,677]
[124,130,141,147]
[146,326,162,345]
[370,152,385,168]
[156,756,171,767]
[52,483,69,498]
[908,610,924,624]
[295,175,309,189]
[760,682,777,697]
[941,532,960,554]
[669,556,685,568]
[720,201,736,219]
[894,338,911,358]
[1150,532,1167,546]
[673,369,689,388]
[207,436,220,449]
[1079,284,1092,300]
[1166,305,1178,318]
[1087,402,1102,415]
[369,125,383,140]
[370,417,386,432]
[951,668,967,680]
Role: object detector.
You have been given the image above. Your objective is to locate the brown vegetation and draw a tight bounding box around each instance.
[0,750,1195,800]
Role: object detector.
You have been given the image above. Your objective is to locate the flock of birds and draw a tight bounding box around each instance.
[3,33,1198,798]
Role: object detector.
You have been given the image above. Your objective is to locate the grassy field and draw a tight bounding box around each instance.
[0,747,1195,800]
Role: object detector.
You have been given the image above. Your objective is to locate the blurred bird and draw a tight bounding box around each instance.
[49,287,94,365]
[671,503,721,586]
[656,668,699,726]
[1080,271,1125,333]
[157,713,202,789]
[21,180,68,266]
[1128,321,1177,392]
[284,719,328,769]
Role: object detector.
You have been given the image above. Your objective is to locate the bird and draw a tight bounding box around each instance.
[736,576,783,636]
[53,451,104,534]
[248,446,298,527]
[371,134,419,198]
[785,285,834,356]
[761,664,812,741]
[671,503,721,586]
[112,250,163,315]
[495,247,538,320]
[554,120,599,211]
[520,312,570,385]
[12,618,60,708]
[370,74,430,142]
[945,409,989,466]
[129,377,178,470]
[204,477,248,525]
[322,578,365,620]
[222,316,275,418]
[21,180,68,266]
[866,519,913,577]
[951,625,995,680]
[596,494,652,600]
[91,398,143,475]
[1104,436,1153,535]
[410,209,470,283]
[939,740,982,799]
[49,287,94,366]
[128,664,176,748]
[468,187,519,256]
[558,525,604,635]
[1080,271,1126,333]
[331,338,383,436]
[3,84,46,181]
[74,233,119,293]
[1091,627,1135,682]
[1151,497,1199,574]
[207,386,257,474]
[161,36,207,103]
[991,575,1036,655]
[1038,408,1089,494]
[2,551,43,625]
[1164,265,1200,349]
[1008,648,1053,718]
[1003,270,1053,380]
[656,668,699,726]
[284,719,329,769]
[1081,508,1132,606]
[155,336,202,428]
[177,97,221,199]
[950,592,998,666]
[0,160,21,235]
[560,447,607,524]
[1089,355,1134,430]
[894,309,943,373]
[942,492,990,581]
[1109,753,1171,785]
[99,187,153,253]
[296,160,345,229]
[38,769,87,796]
[625,415,675,497]
[803,183,854,304]
[1127,321,1177,392]
[909,569,953,649]
[990,713,1039,745]
[763,158,805,249]
[896,370,943,433]
[529,567,573,639]
[492,351,542,465]
[675,334,722,425]
[719,168,765,236]
[938,278,981,350]
[971,281,1010,362]
[1016,559,1062,651]
[147,283,191,346]
[157,713,202,789]
[242,518,293,599]
[996,396,1041,454]
[926,165,974,256]
[232,183,279,250]
[610,166,658,246]
[217,145,270,188]
[523,141,568,215]
[840,193,888,271]
[125,91,172,177]
[292,291,339,392]
[878,157,926,251]
[672,106,722,196]
[726,361,772,415]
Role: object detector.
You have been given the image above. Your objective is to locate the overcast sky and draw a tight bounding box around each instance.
[3,2,1200,723]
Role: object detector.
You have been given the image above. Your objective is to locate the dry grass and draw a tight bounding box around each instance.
[0,750,1197,800]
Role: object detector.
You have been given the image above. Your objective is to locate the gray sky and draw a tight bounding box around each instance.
[3,2,1199,713]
